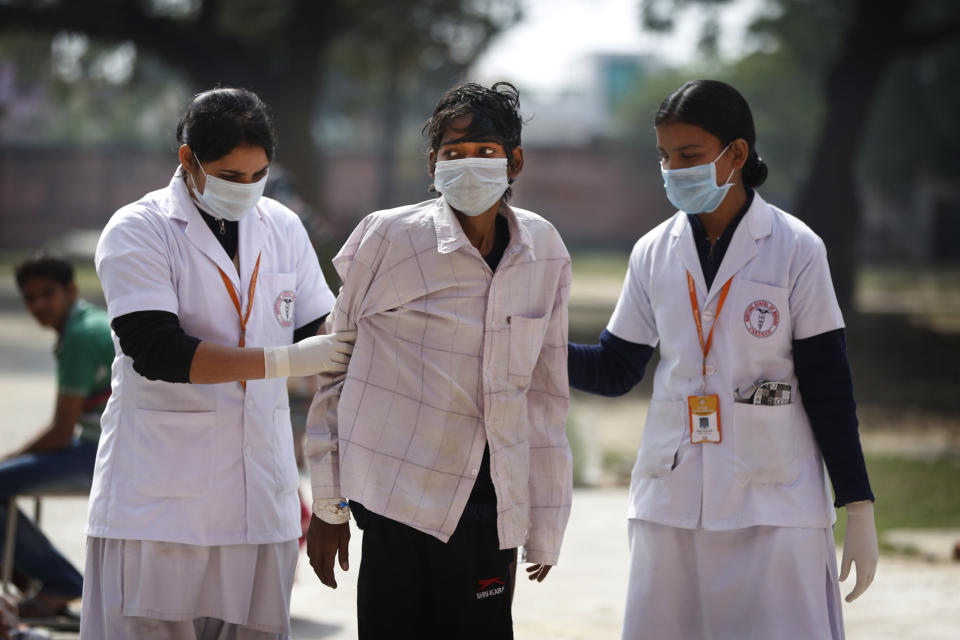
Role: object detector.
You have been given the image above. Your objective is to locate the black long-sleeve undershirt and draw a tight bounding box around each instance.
[111,311,201,383]
[111,312,327,383]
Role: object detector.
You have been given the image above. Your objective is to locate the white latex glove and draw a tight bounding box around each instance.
[263,330,356,378]
[839,499,878,602]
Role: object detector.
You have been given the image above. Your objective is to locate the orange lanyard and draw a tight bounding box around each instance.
[686,271,732,381]
[218,252,262,388]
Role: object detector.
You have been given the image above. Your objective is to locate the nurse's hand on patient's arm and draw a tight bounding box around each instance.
[188,331,356,383]
[525,564,552,582]
[306,515,350,589]
[839,500,878,602]
[265,331,356,378]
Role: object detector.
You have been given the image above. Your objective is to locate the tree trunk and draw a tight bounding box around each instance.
[794,0,906,314]
[259,0,344,217]
[260,71,324,214]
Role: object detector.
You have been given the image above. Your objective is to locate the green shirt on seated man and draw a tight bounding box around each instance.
[0,254,113,622]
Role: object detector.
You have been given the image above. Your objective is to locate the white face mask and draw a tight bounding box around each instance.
[189,154,268,222]
[660,144,734,214]
[433,157,509,216]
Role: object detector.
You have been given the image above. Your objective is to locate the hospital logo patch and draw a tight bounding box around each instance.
[274,290,296,327]
[744,299,780,338]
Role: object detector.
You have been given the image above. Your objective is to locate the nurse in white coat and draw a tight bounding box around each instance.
[568,80,878,639]
[81,88,355,639]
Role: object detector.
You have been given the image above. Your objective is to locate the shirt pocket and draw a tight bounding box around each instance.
[259,272,297,346]
[732,402,801,485]
[133,409,216,498]
[507,314,547,386]
[633,399,685,478]
[729,278,791,349]
[272,407,300,494]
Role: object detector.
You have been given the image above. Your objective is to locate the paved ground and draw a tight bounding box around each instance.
[2,308,959,639]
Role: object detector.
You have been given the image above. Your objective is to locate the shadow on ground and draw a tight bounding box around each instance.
[290,617,343,638]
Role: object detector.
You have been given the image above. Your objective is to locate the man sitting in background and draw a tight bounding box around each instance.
[0,254,113,622]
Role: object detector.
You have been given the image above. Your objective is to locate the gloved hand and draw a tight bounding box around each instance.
[263,330,357,378]
[839,499,878,602]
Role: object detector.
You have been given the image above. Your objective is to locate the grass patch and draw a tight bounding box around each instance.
[833,453,960,545]
[856,266,960,293]
[569,250,630,280]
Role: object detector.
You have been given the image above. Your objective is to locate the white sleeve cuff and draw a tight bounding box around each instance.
[313,497,351,524]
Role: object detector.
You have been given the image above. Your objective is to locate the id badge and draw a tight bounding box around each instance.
[688,395,721,444]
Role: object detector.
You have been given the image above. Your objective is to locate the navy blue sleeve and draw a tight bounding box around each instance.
[793,328,874,507]
[568,329,654,397]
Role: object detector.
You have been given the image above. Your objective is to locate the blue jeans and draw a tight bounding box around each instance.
[0,438,98,599]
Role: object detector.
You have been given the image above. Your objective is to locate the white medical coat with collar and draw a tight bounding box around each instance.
[87,168,335,545]
[608,193,843,530]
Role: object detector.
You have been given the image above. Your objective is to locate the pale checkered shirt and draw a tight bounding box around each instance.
[306,197,572,565]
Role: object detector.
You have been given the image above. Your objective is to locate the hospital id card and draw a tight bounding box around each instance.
[688,395,721,444]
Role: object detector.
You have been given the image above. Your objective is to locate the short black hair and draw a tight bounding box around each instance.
[15,253,74,291]
[176,88,276,164]
[655,79,768,188]
[424,82,523,199]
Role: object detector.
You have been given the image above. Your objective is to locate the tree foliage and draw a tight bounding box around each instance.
[633,0,960,312]
[0,0,521,213]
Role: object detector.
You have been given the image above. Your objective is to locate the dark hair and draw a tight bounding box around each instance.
[655,79,768,188]
[176,88,276,164]
[423,82,523,200]
[15,253,74,290]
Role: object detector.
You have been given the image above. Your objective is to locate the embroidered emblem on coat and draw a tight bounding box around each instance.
[274,290,296,327]
[744,299,779,338]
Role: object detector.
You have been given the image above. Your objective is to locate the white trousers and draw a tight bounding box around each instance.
[80,537,296,640]
[81,615,283,640]
[621,520,844,640]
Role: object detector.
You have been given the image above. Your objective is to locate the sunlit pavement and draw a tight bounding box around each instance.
[3,309,958,640]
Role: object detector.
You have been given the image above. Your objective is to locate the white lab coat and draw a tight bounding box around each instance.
[610,193,848,639]
[608,193,843,530]
[87,167,335,546]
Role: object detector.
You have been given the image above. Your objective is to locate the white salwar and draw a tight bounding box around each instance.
[80,537,298,640]
[621,520,844,640]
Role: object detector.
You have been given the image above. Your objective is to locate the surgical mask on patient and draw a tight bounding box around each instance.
[433,158,509,216]
[189,153,268,222]
[661,144,734,214]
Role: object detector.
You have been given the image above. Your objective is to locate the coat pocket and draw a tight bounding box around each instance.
[133,409,216,498]
[633,399,685,478]
[732,402,800,485]
[507,314,547,386]
[273,407,301,494]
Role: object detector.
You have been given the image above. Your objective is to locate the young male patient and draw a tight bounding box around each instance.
[305,82,573,639]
